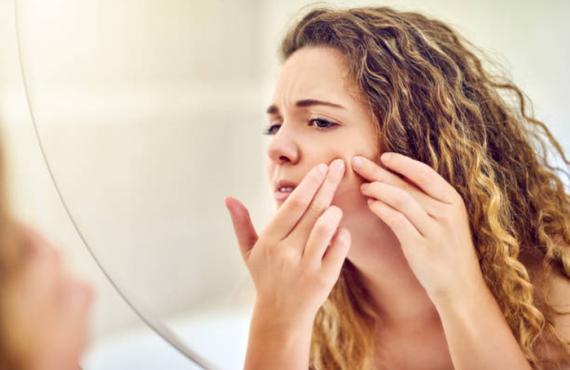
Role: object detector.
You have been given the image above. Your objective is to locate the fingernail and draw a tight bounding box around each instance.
[331,159,345,172]
[352,156,362,169]
[317,163,328,173]
[381,153,393,162]
[340,228,349,241]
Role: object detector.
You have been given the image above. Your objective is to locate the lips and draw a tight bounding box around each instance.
[273,179,298,192]
[273,179,297,202]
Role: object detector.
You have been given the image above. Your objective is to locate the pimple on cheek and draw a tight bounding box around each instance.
[345,161,363,185]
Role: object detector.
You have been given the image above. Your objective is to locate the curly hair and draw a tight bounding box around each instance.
[279,5,570,370]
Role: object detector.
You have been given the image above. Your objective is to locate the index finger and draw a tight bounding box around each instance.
[264,163,328,240]
[380,152,457,204]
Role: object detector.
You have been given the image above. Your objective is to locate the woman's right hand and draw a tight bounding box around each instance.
[224,158,350,322]
[2,224,93,370]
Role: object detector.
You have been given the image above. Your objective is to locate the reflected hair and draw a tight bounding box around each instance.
[0,127,29,370]
[280,5,570,370]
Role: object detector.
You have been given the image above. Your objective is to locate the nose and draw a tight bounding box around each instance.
[266,124,299,165]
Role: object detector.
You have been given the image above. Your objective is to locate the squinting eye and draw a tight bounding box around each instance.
[263,124,280,135]
[309,118,338,130]
[262,118,338,136]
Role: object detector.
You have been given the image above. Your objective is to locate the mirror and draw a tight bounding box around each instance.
[13,0,270,368]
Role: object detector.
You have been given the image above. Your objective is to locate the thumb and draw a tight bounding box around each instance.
[60,278,93,343]
[224,196,258,260]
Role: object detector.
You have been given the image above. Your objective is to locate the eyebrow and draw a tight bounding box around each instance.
[266,99,346,115]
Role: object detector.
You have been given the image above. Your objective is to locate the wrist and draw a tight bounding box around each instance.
[433,279,494,317]
[245,301,315,370]
[252,299,317,331]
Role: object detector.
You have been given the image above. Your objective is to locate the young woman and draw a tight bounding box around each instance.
[0,128,92,369]
[224,5,570,370]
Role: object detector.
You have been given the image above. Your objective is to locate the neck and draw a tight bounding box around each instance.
[342,207,441,333]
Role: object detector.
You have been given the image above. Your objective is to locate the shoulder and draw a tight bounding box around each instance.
[536,270,570,367]
[547,271,570,339]
[524,253,570,327]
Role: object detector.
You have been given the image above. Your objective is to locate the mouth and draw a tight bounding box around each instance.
[274,188,294,202]
[273,180,297,202]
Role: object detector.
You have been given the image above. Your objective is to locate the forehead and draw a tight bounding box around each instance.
[272,46,358,104]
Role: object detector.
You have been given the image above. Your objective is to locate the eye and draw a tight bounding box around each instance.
[309,118,338,130]
[263,123,281,135]
[262,118,339,136]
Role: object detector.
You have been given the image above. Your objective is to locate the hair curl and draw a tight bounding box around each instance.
[280,5,570,370]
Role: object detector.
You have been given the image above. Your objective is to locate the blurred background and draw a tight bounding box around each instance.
[0,0,568,369]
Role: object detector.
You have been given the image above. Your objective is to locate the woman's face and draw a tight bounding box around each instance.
[265,46,380,215]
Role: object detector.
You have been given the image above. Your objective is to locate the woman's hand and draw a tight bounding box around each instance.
[352,152,487,307]
[2,224,93,370]
[224,159,350,322]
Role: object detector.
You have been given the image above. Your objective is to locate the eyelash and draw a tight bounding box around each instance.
[263,118,339,135]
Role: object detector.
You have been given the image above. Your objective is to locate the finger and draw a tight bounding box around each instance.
[302,205,343,264]
[224,196,259,260]
[59,278,93,364]
[367,199,421,253]
[352,155,440,215]
[321,227,351,278]
[362,182,433,237]
[64,279,93,322]
[60,278,93,330]
[263,162,328,240]
[287,159,345,251]
[380,152,457,204]
[18,223,58,260]
[24,242,64,305]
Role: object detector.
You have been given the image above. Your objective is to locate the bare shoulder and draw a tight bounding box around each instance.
[547,271,570,338]
[536,269,570,367]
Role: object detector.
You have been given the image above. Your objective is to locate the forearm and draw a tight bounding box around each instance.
[435,284,533,370]
[244,303,314,370]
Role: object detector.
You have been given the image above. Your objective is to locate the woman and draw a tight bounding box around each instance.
[225,5,570,370]
[0,128,92,369]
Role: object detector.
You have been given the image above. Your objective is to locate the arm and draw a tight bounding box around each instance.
[244,303,315,370]
[225,163,350,370]
[352,153,533,369]
[435,283,533,370]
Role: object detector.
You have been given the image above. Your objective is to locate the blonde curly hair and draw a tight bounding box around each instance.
[279,5,570,370]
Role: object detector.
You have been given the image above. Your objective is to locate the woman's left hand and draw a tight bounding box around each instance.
[352,152,488,307]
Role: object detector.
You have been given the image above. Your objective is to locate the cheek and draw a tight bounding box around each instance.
[331,172,368,212]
